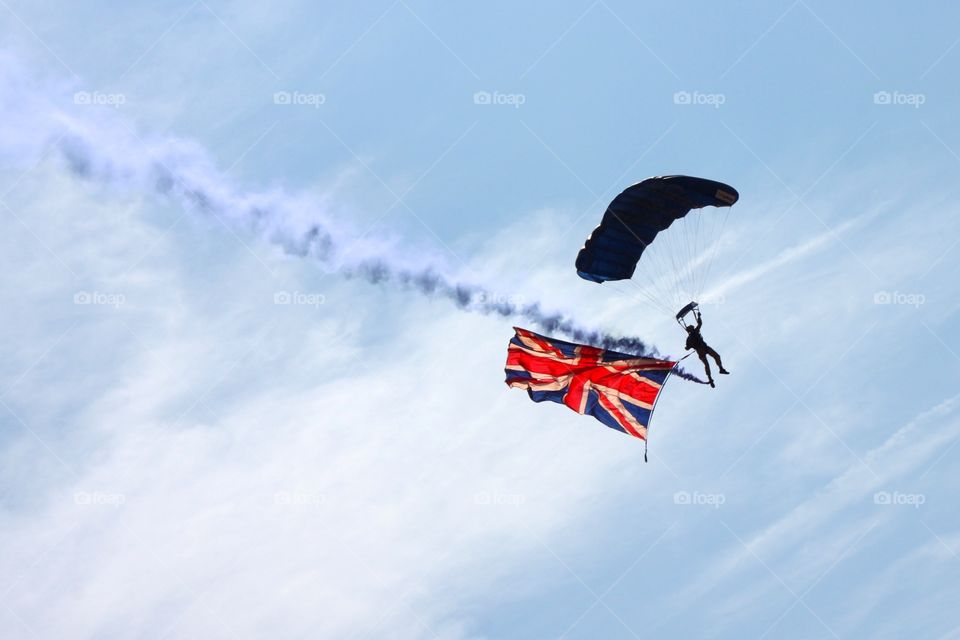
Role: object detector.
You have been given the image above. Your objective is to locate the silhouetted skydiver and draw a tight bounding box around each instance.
[685,313,729,388]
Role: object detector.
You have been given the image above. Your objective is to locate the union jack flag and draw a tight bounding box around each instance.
[505,327,676,443]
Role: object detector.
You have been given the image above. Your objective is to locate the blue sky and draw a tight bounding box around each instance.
[1,1,960,638]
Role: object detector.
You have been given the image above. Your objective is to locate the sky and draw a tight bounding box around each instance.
[1,1,960,638]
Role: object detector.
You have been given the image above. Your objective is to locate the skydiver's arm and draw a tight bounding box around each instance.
[695,315,703,330]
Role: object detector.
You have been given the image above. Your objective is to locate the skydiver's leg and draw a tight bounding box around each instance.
[698,352,715,387]
[705,346,729,374]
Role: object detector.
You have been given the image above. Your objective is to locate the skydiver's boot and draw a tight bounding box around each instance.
[708,378,715,388]
[719,368,730,375]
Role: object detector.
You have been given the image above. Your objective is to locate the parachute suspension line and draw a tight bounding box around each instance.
[627,239,662,311]
[684,210,702,301]
[681,214,695,302]
[697,209,716,296]
[665,219,687,308]
[694,209,716,300]
[574,176,739,322]
[680,210,709,307]
[620,279,672,317]
[666,231,685,306]
[684,211,702,303]
[632,204,733,316]
[698,206,733,301]
[641,235,668,301]
[693,208,716,299]
[693,211,705,290]
[607,265,664,314]
[693,212,707,299]
[668,216,684,306]
[635,236,677,312]
[693,209,709,298]
[659,212,687,310]
[669,231,688,309]
[648,225,670,301]
[679,218,692,298]
[609,280,670,317]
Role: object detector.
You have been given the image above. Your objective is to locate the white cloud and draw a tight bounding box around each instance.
[0,164,651,639]
[3,33,960,639]
[657,395,960,636]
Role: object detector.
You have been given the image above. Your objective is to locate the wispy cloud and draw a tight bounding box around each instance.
[706,214,867,301]
[0,51,684,364]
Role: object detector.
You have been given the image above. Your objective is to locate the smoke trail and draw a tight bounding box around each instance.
[0,55,705,383]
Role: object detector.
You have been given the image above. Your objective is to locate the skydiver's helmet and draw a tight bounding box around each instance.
[686,325,696,333]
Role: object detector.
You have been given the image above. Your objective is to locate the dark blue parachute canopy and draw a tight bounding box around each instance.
[575,176,739,283]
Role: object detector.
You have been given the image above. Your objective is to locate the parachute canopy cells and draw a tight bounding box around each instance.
[575,176,739,283]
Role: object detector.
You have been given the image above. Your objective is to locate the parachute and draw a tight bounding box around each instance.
[504,175,740,452]
[575,175,738,315]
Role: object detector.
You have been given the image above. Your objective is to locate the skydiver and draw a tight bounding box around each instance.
[684,312,729,388]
